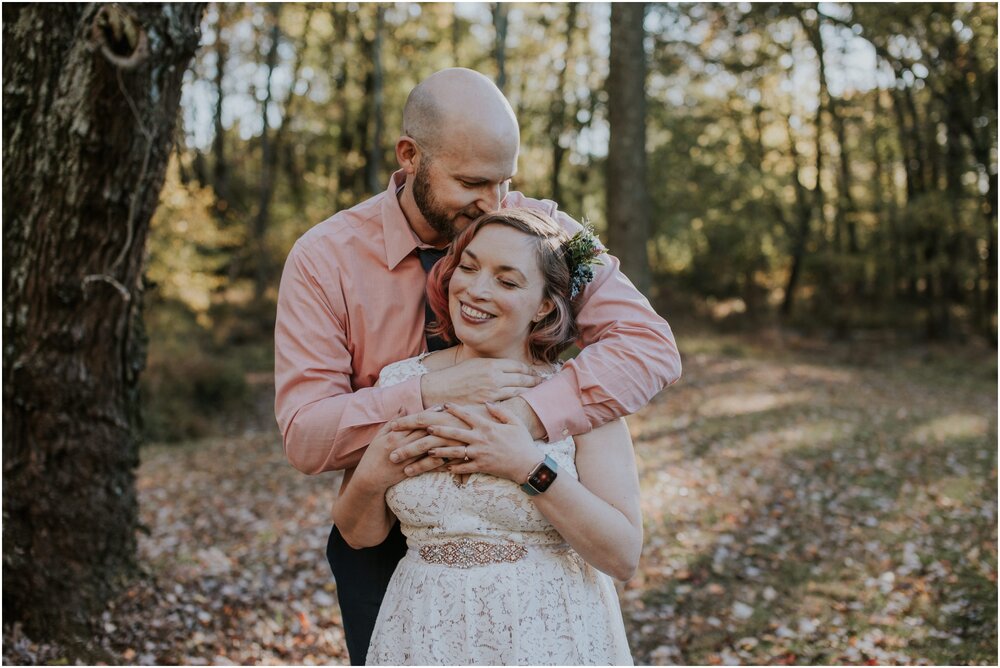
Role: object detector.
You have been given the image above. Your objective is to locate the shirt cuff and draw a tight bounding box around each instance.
[520,371,590,441]
[378,375,425,420]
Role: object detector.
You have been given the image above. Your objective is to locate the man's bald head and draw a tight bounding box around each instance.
[402,68,519,156]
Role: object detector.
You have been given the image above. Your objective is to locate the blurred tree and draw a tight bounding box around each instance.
[607,2,652,296]
[153,2,995,350]
[365,4,386,196]
[492,2,509,92]
[2,3,203,638]
[547,3,579,204]
[641,2,995,336]
[252,4,283,302]
[251,4,316,302]
[211,3,235,210]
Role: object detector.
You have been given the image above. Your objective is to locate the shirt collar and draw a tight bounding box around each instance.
[382,169,436,271]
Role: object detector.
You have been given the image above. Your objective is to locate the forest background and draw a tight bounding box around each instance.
[2,2,997,665]
[145,1,997,442]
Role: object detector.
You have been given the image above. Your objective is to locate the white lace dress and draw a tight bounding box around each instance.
[365,355,633,666]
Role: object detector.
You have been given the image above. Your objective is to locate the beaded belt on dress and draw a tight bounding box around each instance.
[418,538,528,568]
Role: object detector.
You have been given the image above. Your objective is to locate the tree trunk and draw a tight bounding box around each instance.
[606,2,651,296]
[211,4,230,209]
[548,3,578,204]
[2,3,203,639]
[451,4,462,65]
[279,7,316,215]
[332,7,357,210]
[365,4,385,196]
[888,85,922,302]
[832,98,858,254]
[251,4,315,299]
[871,90,897,301]
[492,3,509,93]
[252,4,282,302]
[802,9,827,245]
[780,109,814,316]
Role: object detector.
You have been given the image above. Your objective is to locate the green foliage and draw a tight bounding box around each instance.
[639,3,997,336]
[152,1,997,372]
[139,298,253,443]
[147,159,243,322]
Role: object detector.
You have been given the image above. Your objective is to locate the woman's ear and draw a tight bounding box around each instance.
[533,298,555,323]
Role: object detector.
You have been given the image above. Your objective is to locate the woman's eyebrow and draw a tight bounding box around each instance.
[464,249,526,279]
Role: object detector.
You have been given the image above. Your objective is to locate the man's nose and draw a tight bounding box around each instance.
[477,183,506,212]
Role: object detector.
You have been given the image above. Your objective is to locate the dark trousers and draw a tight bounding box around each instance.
[326,522,407,665]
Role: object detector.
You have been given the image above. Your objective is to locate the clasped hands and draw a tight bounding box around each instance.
[355,358,547,490]
[390,402,543,484]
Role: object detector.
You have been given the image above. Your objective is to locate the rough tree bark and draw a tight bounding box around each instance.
[2,3,203,638]
[606,2,651,296]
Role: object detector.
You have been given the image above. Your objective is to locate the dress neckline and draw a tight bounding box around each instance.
[416,350,560,378]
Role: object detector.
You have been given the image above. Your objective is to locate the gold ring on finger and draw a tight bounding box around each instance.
[463,446,470,462]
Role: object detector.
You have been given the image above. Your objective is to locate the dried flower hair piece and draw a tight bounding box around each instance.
[563,223,605,298]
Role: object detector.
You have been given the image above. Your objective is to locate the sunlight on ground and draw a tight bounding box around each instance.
[698,391,811,418]
[625,341,997,665]
[785,363,858,385]
[906,413,992,445]
[738,418,853,458]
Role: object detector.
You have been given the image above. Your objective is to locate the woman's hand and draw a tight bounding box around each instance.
[424,403,544,484]
[354,418,449,491]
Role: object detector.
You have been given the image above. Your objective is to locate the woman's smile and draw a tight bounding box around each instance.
[459,302,497,323]
[447,224,552,362]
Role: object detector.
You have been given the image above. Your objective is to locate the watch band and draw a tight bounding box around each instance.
[520,455,559,496]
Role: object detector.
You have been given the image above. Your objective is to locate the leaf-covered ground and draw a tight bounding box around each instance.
[4,331,997,665]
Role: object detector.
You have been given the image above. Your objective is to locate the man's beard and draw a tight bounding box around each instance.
[412,159,465,242]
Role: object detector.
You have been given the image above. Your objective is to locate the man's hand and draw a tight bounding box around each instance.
[420,357,542,408]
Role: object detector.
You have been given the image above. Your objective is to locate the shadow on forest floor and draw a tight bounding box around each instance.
[3,330,997,665]
[625,331,997,664]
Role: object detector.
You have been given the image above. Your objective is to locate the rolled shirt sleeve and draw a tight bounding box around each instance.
[274,243,424,473]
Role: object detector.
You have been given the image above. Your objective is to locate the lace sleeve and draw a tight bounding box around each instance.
[376,355,428,389]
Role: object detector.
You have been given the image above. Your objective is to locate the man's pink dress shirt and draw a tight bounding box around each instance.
[275,171,681,473]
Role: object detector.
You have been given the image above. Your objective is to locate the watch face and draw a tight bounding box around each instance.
[530,465,556,490]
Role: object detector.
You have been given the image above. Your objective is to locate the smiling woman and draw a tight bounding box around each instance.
[426,208,578,365]
[331,207,642,665]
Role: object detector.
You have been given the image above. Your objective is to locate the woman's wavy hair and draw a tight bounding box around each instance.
[426,208,579,364]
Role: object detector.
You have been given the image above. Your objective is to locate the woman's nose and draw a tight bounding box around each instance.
[466,274,491,299]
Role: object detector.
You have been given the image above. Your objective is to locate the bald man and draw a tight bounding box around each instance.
[275,68,681,664]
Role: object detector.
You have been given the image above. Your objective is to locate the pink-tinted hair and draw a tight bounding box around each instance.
[426,208,578,364]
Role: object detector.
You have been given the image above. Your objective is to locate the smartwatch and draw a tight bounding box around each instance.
[520,455,559,496]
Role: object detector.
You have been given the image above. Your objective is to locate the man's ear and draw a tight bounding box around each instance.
[396,136,420,174]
